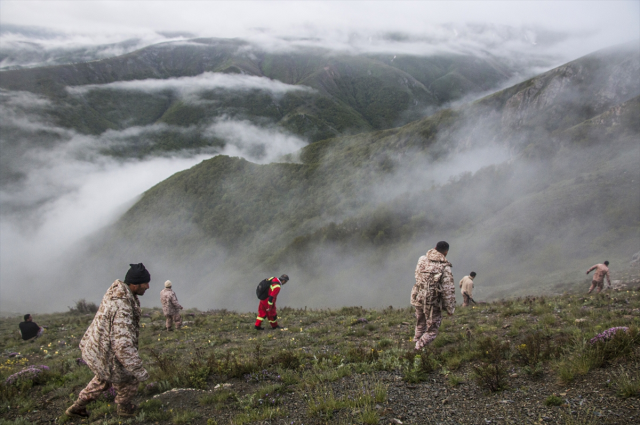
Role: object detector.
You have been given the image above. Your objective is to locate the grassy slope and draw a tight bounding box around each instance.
[1,283,639,424]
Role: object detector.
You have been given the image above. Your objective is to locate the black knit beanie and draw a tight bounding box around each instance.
[124,263,151,285]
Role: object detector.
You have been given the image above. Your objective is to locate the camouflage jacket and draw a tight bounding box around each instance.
[411,249,456,315]
[160,288,183,316]
[79,280,148,383]
[587,264,611,285]
[459,275,474,297]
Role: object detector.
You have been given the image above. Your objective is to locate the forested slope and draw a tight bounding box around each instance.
[0,37,517,153]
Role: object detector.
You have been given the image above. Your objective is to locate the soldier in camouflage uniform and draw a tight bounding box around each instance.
[65,263,151,418]
[160,280,183,331]
[586,261,612,293]
[410,241,456,350]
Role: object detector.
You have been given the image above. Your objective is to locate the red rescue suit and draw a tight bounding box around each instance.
[255,277,282,328]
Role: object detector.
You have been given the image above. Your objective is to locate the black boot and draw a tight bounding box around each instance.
[255,325,265,331]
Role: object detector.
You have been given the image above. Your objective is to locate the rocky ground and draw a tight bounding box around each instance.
[1,273,639,425]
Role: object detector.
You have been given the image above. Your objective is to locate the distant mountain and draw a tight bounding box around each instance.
[0,37,519,154]
[80,43,639,310]
[0,24,195,71]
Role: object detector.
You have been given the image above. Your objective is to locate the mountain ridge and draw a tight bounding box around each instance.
[71,42,640,310]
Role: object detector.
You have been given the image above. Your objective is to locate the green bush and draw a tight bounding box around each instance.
[544,394,564,406]
[613,366,640,398]
[472,337,510,392]
[346,345,379,364]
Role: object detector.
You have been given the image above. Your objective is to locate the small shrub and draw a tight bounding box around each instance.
[253,383,284,408]
[448,374,464,386]
[516,332,547,366]
[544,394,564,406]
[359,405,379,424]
[271,348,301,369]
[523,362,544,378]
[612,366,640,398]
[68,299,98,314]
[472,362,508,392]
[353,328,368,337]
[306,385,341,417]
[199,389,237,406]
[222,351,259,378]
[139,399,171,421]
[541,314,556,326]
[445,355,462,371]
[172,409,200,424]
[346,345,379,364]
[472,337,510,392]
[400,348,437,383]
[277,368,300,385]
[377,338,393,349]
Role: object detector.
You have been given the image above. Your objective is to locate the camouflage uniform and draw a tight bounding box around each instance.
[411,249,455,350]
[587,263,611,293]
[459,275,474,307]
[72,280,148,409]
[160,287,183,330]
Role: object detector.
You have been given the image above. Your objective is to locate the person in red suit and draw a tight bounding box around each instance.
[255,274,289,330]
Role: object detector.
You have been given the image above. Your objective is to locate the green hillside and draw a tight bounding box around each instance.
[1,290,639,424]
[77,43,640,310]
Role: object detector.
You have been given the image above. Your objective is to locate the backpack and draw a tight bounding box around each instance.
[256,277,274,300]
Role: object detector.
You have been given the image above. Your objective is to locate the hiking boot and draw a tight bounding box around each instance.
[271,325,283,330]
[255,325,265,331]
[65,402,89,418]
[117,402,137,417]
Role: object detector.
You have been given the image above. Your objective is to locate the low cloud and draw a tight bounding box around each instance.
[0,26,192,70]
[206,118,308,164]
[67,72,314,98]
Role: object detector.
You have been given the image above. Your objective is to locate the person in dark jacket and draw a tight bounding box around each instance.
[19,314,44,341]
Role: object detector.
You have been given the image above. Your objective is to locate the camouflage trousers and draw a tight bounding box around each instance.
[76,375,138,406]
[414,305,442,350]
[588,280,605,294]
[165,313,182,330]
[462,293,472,307]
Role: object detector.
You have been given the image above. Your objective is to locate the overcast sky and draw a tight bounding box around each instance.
[1,1,638,59]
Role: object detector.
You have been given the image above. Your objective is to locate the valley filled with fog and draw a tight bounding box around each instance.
[0,2,638,313]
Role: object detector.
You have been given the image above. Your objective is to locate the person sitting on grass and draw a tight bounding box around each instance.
[19,314,44,341]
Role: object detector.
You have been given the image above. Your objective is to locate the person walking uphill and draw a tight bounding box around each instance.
[411,241,455,350]
[255,274,289,330]
[586,261,612,294]
[161,280,183,331]
[65,263,151,419]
